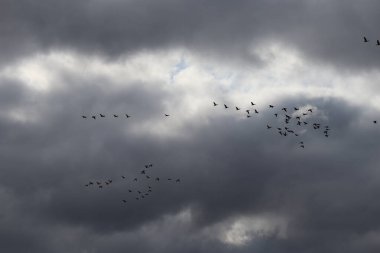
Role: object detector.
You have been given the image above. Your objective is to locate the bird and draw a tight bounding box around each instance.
[141,170,146,174]
[113,114,119,118]
[274,113,278,117]
[251,102,255,106]
[269,105,274,108]
[377,40,380,46]
[100,114,105,118]
[254,109,259,114]
[91,115,96,119]
[81,115,87,119]
[282,108,287,112]
[300,145,305,148]
[247,115,251,118]
[364,36,369,43]
[294,107,299,111]
[125,114,131,118]
[155,177,160,181]
[164,114,170,117]
[374,121,377,124]
[224,104,229,109]
[246,109,250,114]
[128,189,132,193]
[267,125,272,129]
[308,109,313,113]
[236,107,240,111]
[213,101,218,106]
[121,176,126,179]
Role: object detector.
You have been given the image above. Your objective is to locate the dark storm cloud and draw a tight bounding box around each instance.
[1,70,380,252]
[1,0,380,252]
[1,0,380,70]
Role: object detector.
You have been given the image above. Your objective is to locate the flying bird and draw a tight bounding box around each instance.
[269,105,274,108]
[364,36,369,42]
[267,125,272,129]
[213,102,218,106]
[254,109,259,114]
[164,114,170,117]
[251,102,255,106]
[246,109,250,114]
[125,114,131,118]
[374,120,377,124]
[100,114,105,118]
[236,107,240,111]
[224,104,229,109]
[81,115,87,119]
[91,115,96,119]
[377,40,380,46]
[113,114,119,118]
[282,108,287,112]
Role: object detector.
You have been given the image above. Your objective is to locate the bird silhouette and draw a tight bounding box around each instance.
[377,40,380,46]
[165,114,170,117]
[374,121,377,124]
[100,114,105,118]
[125,114,131,118]
[267,125,272,129]
[224,104,229,109]
[213,102,218,106]
[82,115,87,119]
[274,113,278,117]
[251,102,255,106]
[113,114,118,118]
[269,105,274,108]
[236,107,240,111]
[155,177,160,181]
[294,107,299,111]
[364,36,369,42]
[246,109,250,114]
[91,115,96,119]
[308,109,313,113]
[282,108,287,112]
[254,109,259,114]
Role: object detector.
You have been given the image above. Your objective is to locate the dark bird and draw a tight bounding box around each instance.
[128,189,132,193]
[91,115,96,119]
[267,125,272,129]
[300,145,305,148]
[247,115,251,118]
[89,181,93,185]
[302,113,308,116]
[374,121,377,124]
[246,109,250,114]
[96,181,101,185]
[213,102,218,106]
[282,108,287,112]
[296,116,301,120]
[81,115,87,119]
[113,114,119,118]
[254,109,259,114]
[141,170,146,174]
[303,121,308,125]
[269,105,274,108]
[297,121,301,126]
[224,104,229,109]
[85,184,89,187]
[236,107,240,111]
[100,114,105,118]
[165,114,170,117]
[364,36,369,42]
[308,109,313,113]
[294,107,299,111]
[277,127,282,131]
[251,102,255,106]
[125,114,131,118]
[377,40,380,46]
[155,177,160,181]
[274,113,278,117]
[121,176,126,179]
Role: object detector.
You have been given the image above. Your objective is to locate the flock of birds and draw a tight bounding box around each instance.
[83,36,379,206]
[84,163,181,205]
[212,101,331,149]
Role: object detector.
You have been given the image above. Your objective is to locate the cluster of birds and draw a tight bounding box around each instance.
[363,36,380,46]
[84,163,181,205]
[81,113,170,119]
[212,101,332,148]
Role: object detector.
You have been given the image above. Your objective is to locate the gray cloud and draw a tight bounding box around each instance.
[1,0,380,252]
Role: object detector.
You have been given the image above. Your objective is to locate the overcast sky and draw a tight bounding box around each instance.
[1,0,380,252]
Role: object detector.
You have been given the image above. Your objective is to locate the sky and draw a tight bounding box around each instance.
[1,0,380,252]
